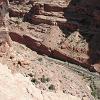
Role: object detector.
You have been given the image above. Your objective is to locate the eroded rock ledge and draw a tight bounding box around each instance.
[8,0,100,72]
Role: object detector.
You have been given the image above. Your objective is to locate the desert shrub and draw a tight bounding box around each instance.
[40,75,50,83]
[48,84,55,90]
[31,78,39,84]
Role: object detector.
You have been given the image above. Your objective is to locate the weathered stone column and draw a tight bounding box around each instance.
[0,0,11,55]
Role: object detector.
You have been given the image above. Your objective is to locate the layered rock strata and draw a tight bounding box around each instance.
[8,0,100,72]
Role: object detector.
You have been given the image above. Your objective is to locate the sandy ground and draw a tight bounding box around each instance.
[0,41,94,99]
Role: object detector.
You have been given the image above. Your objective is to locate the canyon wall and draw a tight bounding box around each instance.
[8,0,100,72]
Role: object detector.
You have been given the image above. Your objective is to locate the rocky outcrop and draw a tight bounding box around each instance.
[0,31,11,55]
[8,0,100,72]
[0,63,81,100]
[9,1,79,30]
[9,4,32,17]
[9,31,94,71]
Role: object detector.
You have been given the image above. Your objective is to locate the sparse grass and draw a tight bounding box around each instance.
[90,80,99,100]
[90,82,97,99]
[81,75,99,99]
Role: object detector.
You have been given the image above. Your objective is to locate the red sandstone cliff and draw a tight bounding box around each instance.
[6,0,100,72]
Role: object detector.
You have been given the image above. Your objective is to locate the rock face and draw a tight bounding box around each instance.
[8,0,100,72]
[0,1,99,100]
[0,0,11,56]
[0,63,81,100]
